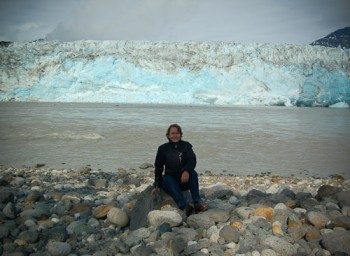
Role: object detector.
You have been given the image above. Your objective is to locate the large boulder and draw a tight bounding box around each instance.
[129,186,177,230]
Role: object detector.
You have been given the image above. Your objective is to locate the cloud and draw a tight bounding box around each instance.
[1,0,349,43]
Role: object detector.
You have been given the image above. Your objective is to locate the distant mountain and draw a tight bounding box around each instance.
[310,27,350,48]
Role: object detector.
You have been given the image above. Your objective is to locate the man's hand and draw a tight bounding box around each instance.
[151,187,160,195]
[181,170,189,183]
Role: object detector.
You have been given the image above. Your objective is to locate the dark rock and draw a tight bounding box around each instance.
[336,191,350,207]
[200,187,234,200]
[0,225,9,239]
[25,190,44,203]
[246,189,268,201]
[45,226,68,242]
[129,186,176,230]
[19,230,39,244]
[3,202,16,219]
[299,197,319,210]
[316,185,341,200]
[331,216,350,229]
[295,192,312,200]
[321,230,350,254]
[0,190,15,204]
[132,245,153,256]
[157,222,172,234]
[280,188,296,199]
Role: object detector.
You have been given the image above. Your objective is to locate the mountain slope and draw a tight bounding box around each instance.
[310,27,350,48]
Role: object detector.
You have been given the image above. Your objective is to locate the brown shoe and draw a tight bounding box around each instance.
[194,203,208,212]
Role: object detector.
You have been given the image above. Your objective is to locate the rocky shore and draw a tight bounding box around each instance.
[0,165,350,256]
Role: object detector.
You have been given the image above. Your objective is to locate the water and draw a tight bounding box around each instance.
[0,102,349,178]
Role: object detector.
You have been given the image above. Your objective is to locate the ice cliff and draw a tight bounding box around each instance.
[0,40,349,106]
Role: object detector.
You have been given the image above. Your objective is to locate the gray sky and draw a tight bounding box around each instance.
[0,0,349,45]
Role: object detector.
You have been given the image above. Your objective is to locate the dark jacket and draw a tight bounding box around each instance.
[154,140,197,188]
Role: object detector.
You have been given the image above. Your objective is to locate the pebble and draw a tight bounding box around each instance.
[0,165,349,255]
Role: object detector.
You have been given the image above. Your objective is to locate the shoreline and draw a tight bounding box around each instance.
[1,165,350,255]
[1,164,349,195]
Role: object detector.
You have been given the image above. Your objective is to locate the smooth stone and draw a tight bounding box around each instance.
[336,191,350,207]
[10,177,26,186]
[331,216,350,229]
[147,210,182,227]
[236,207,255,219]
[0,190,15,204]
[219,225,240,243]
[186,214,215,229]
[261,248,278,256]
[46,226,68,242]
[0,225,9,239]
[47,241,71,256]
[3,202,16,219]
[66,220,93,235]
[261,235,298,256]
[316,185,341,200]
[306,211,329,229]
[202,208,230,223]
[92,204,115,218]
[107,207,129,227]
[18,230,39,244]
[321,230,350,255]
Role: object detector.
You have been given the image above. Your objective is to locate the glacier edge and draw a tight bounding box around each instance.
[0,40,349,107]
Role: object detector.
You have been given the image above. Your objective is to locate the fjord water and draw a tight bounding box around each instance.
[0,102,349,178]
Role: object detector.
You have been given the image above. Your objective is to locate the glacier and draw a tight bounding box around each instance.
[0,40,349,107]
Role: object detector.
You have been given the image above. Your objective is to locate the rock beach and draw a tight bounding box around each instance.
[0,165,349,255]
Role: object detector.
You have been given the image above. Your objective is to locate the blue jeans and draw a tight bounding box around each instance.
[162,170,201,209]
